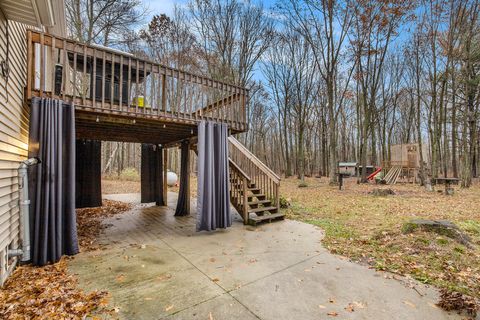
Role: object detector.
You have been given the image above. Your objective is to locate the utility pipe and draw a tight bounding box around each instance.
[8,157,40,262]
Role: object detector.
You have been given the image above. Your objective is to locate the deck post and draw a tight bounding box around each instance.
[163,147,168,206]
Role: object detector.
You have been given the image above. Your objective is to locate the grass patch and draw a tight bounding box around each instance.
[305,218,356,239]
[459,220,480,236]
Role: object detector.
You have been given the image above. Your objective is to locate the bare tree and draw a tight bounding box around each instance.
[65,0,145,45]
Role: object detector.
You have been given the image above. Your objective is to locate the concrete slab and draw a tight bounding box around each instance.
[164,220,324,291]
[68,193,462,320]
[70,243,224,319]
[165,293,258,320]
[230,254,457,320]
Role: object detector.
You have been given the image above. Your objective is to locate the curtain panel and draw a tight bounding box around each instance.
[141,144,165,205]
[196,121,231,231]
[75,139,102,208]
[28,97,78,266]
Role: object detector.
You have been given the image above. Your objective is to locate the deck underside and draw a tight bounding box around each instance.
[75,109,198,145]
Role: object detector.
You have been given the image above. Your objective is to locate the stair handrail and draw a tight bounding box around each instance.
[228,157,251,181]
[193,93,241,117]
[228,157,250,223]
[228,137,280,184]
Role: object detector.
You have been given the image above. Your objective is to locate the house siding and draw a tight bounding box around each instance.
[0,12,28,285]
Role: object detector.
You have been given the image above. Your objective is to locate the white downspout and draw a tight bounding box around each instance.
[8,157,40,262]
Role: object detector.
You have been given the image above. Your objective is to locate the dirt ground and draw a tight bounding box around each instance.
[102,176,198,197]
[281,176,480,312]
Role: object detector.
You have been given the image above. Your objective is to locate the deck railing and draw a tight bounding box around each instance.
[26,30,248,132]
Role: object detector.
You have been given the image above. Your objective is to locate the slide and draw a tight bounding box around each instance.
[367,167,382,181]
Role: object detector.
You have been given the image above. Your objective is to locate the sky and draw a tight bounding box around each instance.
[142,0,277,20]
[143,0,185,17]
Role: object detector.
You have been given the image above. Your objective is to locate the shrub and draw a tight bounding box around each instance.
[279,196,291,208]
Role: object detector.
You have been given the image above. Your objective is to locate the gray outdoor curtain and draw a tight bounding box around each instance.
[141,144,165,205]
[196,121,231,231]
[174,140,190,216]
[28,97,79,266]
[75,139,102,208]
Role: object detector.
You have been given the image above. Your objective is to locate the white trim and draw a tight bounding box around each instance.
[30,0,43,28]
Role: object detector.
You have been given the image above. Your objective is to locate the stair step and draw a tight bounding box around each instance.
[247,194,266,200]
[249,213,285,225]
[248,199,272,206]
[241,188,261,194]
[249,206,277,213]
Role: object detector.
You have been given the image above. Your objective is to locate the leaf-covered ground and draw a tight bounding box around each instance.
[0,258,110,319]
[282,177,480,315]
[0,200,131,319]
[77,199,132,251]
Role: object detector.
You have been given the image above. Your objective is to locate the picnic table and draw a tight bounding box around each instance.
[433,177,460,195]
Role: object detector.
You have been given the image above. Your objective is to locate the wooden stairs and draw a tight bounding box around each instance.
[228,137,284,226]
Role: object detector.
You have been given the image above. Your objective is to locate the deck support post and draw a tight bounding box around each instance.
[163,147,168,206]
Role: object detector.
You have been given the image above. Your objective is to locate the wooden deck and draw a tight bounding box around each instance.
[26,31,248,145]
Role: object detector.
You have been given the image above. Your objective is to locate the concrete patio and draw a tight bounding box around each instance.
[68,193,461,320]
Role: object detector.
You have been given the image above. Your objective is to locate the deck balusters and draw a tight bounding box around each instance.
[50,37,56,97]
[119,55,123,112]
[92,48,97,107]
[27,31,248,132]
[135,59,139,114]
[101,50,106,109]
[72,48,77,103]
[82,45,87,105]
[39,33,45,97]
[127,57,131,111]
[110,53,115,110]
[143,60,147,115]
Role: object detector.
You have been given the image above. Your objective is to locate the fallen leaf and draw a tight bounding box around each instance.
[0,257,110,318]
[344,303,355,312]
[327,311,338,316]
[76,200,132,251]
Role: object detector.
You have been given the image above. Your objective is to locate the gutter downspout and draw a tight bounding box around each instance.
[8,157,40,262]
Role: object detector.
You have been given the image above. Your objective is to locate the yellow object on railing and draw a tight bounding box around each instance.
[132,96,145,108]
